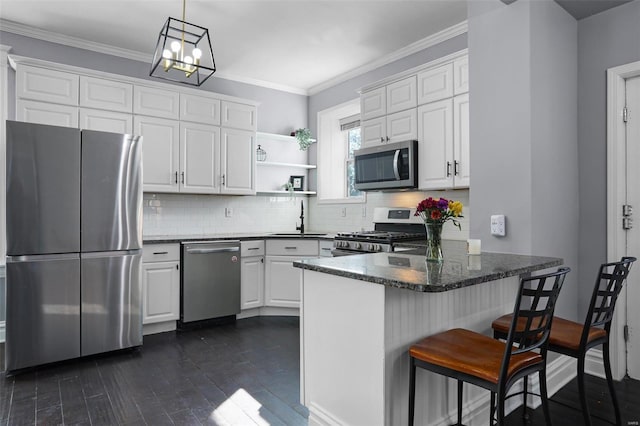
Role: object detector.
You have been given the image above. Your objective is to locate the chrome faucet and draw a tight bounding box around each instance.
[296,200,305,234]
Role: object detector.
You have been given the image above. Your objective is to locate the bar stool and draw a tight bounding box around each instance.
[491,256,635,426]
[409,267,570,426]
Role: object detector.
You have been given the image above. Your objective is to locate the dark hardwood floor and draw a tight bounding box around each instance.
[0,316,638,425]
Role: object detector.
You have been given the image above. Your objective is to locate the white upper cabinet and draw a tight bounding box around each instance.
[134,86,180,119]
[134,115,180,193]
[180,122,220,194]
[387,109,417,143]
[386,76,417,115]
[80,76,132,112]
[453,56,469,95]
[221,101,257,131]
[361,86,387,121]
[180,93,220,125]
[80,109,133,134]
[361,116,387,147]
[16,99,78,128]
[220,128,256,195]
[417,63,453,105]
[16,65,79,106]
[417,99,453,190]
[453,93,470,188]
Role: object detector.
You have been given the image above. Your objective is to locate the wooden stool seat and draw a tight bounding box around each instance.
[492,315,607,352]
[410,328,542,384]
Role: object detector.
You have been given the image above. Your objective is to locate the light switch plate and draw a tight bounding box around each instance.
[491,214,506,236]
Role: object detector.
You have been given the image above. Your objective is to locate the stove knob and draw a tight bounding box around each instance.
[354,242,361,249]
[376,244,382,252]
[367,244,374,252]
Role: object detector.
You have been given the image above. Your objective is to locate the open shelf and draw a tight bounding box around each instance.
[257,161,316,169]
[256,132,316,144]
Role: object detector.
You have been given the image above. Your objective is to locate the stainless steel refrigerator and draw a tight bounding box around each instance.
[5,120,143,371]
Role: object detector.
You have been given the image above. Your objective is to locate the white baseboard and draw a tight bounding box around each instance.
[585,348,606,379]
[142,321,176,336]
[237,306,299,319]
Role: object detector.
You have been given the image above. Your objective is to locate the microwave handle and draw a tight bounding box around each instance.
[393,149,401,180]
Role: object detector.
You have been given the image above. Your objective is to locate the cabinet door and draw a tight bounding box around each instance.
[80,108,133,134]
[16,99,79,128]
[265,255,312,308]
[80,76,133,112]
[417,99,453,190]
[142,261,180,324]
[134,115,180,193]
[361,86,386,121]
[453,56,469,95]
[386,76,417,115]
[387,108,417,143]
[180,93,220,125]
[220,128,256,195]
[361,117,387,148]
[16,65,79,106]
[417,63,453,105]
[221,101,257,131]
[453,94,470,188]
[241,256,264,310]
[180,122,220,194]
[134,86,180,119]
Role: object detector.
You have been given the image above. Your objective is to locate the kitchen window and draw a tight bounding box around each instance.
[317,99,365,203]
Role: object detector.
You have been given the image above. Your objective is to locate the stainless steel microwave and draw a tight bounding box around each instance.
[354,140,418,191]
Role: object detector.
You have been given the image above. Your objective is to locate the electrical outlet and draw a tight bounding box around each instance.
[341,207,347,217]
[225,207,233,217]
[490,215,506,236]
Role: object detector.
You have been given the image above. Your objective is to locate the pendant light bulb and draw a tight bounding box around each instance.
[192,48,202,59]
[170,41,181,53]
[184,56,193,64]
[162,49,172,59]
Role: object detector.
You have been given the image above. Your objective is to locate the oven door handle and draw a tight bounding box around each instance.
[393,149,401,180]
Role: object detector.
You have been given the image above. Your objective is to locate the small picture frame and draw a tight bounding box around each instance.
[289,175,304,191]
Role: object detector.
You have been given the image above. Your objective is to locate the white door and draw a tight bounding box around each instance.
[16,99,79,128]
[241,256,264,310]
[387,108,417,144]
[625,75,640,379]
[134,116,180,193]
[180,122,220,194]
[265,255,304,308]
[220,128,256,195]
[80,109,133,134]
[142,261,180,324]
[361,117,387,148]
[453,94,470,188]
[417,99,453,190]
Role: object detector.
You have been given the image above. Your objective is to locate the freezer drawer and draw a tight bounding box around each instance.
[81,129,142,252]
[5,255,81,371]
[6,121,80,255]
[81,251,142,356]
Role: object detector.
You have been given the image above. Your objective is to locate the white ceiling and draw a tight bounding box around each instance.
[0,0,469,94]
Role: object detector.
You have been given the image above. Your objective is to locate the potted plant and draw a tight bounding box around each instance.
[294,128,313,151]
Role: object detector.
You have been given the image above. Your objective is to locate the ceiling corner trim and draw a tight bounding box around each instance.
[307,20,468,96]
[0,19,153,63]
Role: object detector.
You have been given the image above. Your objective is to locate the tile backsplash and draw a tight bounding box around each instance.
[143,189,470,241]
[143,193,309,236]
[308,190,470,241]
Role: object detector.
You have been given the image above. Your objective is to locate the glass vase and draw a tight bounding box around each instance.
[425,221,444,262]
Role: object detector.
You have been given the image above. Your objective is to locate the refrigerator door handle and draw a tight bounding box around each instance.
[6,253,79,263]
[81,249,142,258]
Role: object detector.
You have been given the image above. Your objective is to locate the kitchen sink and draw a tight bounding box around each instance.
[270,233,327,237]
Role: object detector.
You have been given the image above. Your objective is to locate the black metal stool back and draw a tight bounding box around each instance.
[580,256,635,349]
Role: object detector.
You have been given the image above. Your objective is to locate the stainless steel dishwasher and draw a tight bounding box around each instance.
[181,240,241,324]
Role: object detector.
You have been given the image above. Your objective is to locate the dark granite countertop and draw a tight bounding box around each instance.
[143,232,336,244]
[293,240,563,293]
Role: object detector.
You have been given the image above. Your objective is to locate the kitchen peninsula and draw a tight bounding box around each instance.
[294,242,562,426]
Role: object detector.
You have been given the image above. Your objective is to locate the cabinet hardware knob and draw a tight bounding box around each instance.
[380,137,385,143]
[446,161,452,177]
[181,171,185,184]
[153,251,168,255]
[222,174,226,185]
[386,136,390,142]
[454,161,459,176]
[284,246,297,249]
[175,171,178,184]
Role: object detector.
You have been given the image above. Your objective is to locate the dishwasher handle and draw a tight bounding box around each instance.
[186,247,240,254]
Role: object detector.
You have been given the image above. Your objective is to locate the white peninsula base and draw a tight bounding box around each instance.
[300,269,574,426]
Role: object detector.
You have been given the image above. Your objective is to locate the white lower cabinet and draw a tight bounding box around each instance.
[265,239,319,309]
[241,240,265,310]
[142,244,180,332]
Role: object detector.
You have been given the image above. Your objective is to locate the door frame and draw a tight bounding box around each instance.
[606,59,640,379]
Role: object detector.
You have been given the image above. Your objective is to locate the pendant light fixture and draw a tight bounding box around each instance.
[149,0,216,86]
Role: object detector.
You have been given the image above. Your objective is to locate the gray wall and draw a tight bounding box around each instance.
[576,0,640,317]
[468,0,579,320]
[0,31,307,134]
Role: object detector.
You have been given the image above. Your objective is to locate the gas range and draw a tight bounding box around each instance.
[332,208,426,256]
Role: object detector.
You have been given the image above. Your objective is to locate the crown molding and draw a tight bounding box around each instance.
[307,20,468,96]
[0,19,152,62]
[213,70,309,96]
